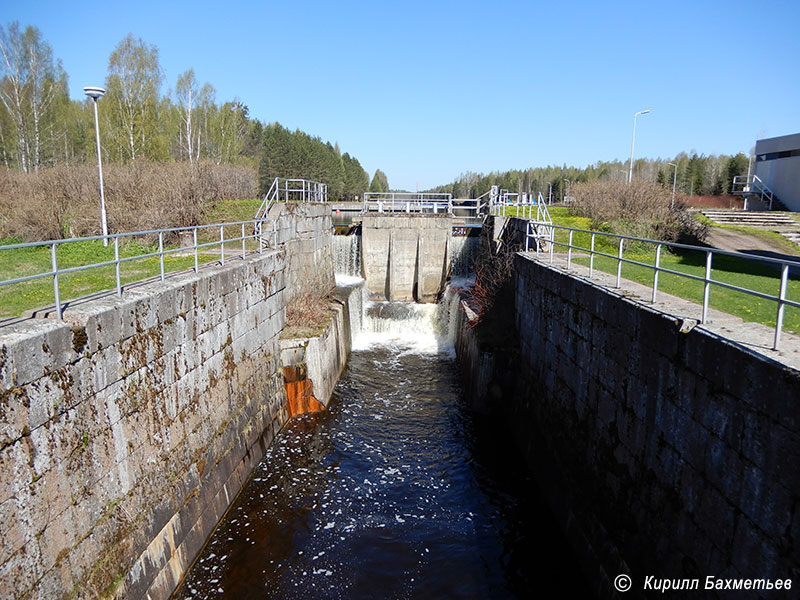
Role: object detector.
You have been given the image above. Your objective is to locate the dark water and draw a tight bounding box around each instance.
[174,343,589,599]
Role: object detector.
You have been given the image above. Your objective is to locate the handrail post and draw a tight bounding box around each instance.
[51,242,62,320]
[652,244,661,302]
[241,223,246,259]
[525,222,530,252]
[220,225,225,266]
[567,230,574,268]
[590,233,595,277]
[114,236,121,296]
[193,228,199,273]
[774,263,789,350]
[158,232,165,282]
[702,250,712,324]
[616,238,624,287]
[549,227,554,263]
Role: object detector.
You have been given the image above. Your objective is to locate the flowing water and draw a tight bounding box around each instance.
[174,279,589,599]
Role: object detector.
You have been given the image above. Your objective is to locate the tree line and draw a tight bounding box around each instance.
[0,22,383,202]
[430,154,751,201]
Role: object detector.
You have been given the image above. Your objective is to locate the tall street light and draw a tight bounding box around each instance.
[628,109,650,184]
[84,86,108,246]
[668,162,678,208]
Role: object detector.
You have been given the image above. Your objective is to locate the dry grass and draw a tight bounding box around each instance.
[282,291,334,339]
[0,161,256,242]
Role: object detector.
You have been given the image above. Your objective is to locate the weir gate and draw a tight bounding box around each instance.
[0,195,798,599]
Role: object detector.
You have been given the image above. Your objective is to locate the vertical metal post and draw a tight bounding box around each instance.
[114,236,121,296]
[701,250,712,324]
[616,238,624,287]
[51,243,62,319]
[774,263,789,350]
[193,228,199,273]
[590,234,595,277]
[549,227,554,263]
[90,97,109,247]
[241,223,246,259]
[567,230,574,268]
[220,225,225,266]
[158,232,165,281]
[652,244,662,302]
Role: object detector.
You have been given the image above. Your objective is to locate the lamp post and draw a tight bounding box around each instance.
[84,86,108,246]
[668,162,678,208]
[563,179,570,203]
[628,109,650,184]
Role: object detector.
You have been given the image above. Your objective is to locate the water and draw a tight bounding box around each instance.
[174,290,589,599]
[450,235,480,278]
[333,234,362,279]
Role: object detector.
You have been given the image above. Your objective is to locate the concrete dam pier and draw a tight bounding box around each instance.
[361,214,451,303]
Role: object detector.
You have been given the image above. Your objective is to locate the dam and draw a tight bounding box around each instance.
[0,188,798,599]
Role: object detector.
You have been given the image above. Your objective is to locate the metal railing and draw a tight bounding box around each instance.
[255,177,328,222]
[363,192,453,214]
[732,174,775,210]
[451,198,488,219]
[0,218,278,321]
[488,187,550,219]
[526,222,800,350]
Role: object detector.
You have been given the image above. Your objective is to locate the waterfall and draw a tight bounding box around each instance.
[449,235,479,278]
[348,283,461,356]
[333,233,362,279]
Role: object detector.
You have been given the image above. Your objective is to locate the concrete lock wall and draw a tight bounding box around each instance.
[268,203,335,301]
[509,253,800,596]
[0,251,289,600]
[361,215,451,303]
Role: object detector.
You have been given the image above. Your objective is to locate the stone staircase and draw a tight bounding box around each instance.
[701,210,800,246]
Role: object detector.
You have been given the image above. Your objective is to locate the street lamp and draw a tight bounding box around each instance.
[628,109,650,184]
[668,162,678,208]
[84,86,108,246]
[563,179,571,203]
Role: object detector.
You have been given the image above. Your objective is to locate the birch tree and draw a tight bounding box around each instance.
[105,34,164,162]
[174,68,214,162]
[0,22,67,171]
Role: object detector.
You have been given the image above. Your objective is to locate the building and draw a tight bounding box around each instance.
[754,132,800,211]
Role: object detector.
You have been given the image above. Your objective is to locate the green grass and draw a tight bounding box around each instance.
[565,245,800,335]
[204,198,262,224]
[1,239,198,318]
[0,198,268,319]
[517,206,800,334]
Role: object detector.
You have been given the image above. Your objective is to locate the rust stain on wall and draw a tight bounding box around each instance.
[283,365,325,418]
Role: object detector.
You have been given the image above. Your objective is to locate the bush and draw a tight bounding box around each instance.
[569,180,706,243]
[0,161,256,242]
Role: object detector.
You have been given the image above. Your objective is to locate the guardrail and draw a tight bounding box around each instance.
[363,192,453,214]
[0,218,278,321]
[255,177,328,223]
[526,223,800,350]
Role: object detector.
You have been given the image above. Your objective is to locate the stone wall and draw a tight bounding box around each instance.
[268,202,334,301]
[510,252,800,597]
[361,215,451,302]
[0,251,288,600]
[279,282,362,413]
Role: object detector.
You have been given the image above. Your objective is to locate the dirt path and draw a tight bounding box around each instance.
[704,227,800,259]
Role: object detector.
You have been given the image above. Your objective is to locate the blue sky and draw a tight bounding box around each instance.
[4,0,799,190]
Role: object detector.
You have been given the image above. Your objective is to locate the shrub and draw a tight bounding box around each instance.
[569,180,706,243]
[0,161,257,242]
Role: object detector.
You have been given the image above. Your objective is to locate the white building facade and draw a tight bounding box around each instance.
[754,132,800,212]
